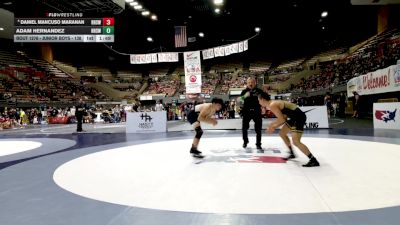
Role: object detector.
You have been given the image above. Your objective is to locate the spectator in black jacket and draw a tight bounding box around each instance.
[352,91,361,118]
[75,98,86,132]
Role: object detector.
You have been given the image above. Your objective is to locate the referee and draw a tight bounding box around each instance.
[240,77,263,149]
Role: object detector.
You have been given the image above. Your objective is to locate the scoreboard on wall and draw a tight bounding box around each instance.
[14,14,114,43]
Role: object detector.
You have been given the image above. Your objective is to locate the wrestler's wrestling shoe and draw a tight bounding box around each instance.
[190,148,205,158]
[284,152,296,161]
[302,157,320,167]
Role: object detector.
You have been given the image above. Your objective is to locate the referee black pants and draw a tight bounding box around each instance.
[242,111,262,146]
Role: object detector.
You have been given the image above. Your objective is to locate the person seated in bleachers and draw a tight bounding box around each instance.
[101,110,114,123]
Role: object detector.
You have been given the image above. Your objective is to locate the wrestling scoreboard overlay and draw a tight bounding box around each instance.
[14,17,114,43]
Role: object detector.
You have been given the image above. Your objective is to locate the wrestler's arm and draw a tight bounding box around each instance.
[267,102,286,133]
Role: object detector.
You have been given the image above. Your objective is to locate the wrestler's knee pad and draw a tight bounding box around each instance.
[195,126,203,139]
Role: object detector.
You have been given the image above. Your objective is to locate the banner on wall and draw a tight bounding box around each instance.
[373,102,400,130]
[158,52,179,63]
[184,51,202,94]
[129,39,250,63]
[202,48,215,60]
[130,52,179,64]
[126,111,167,133]
[203,40,248,60]
[347,64,400,97]
[299,106,329,129]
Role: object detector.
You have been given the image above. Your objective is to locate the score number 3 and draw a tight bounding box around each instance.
[102,18,114,26]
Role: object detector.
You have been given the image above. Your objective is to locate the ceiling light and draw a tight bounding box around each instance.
[147,37,153,42]
[129,2,138,6]
[322,26,325,30]
[255,27,261,33]
[151,15,158,21]
[215,8,221,14]
[214,0,223,5]
[125,0,134,2]
[142,11,150,16]
[133,5,142,10]
[0,28,4,31]
[3,2,12,5]
[199,32,204,37]
[321,11,328,18]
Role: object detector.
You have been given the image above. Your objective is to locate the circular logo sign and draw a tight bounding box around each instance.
[189,75,197,82]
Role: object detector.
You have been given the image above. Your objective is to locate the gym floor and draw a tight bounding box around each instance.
[1,117,399,225]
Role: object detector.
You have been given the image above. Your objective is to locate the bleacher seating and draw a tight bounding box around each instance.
[0,50,111,103]
[304,48,347,67]
[30,58,70,78]
[249,61,271,73]
[288,29,400,94]
[53,60,77,74]
[145,75,180,97]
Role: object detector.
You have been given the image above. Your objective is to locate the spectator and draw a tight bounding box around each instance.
[155,100,164,111]
[338,92,347,118]
[352,91,361,118]
[75,99,86,132]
